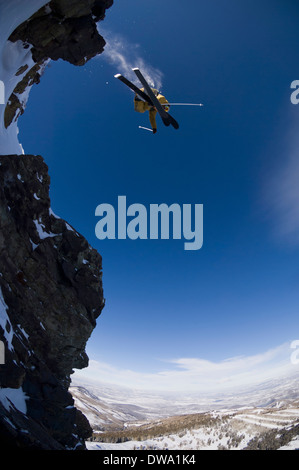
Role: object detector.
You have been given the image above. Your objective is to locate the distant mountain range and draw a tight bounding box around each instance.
[71,372,299,425]
[70,373,299,450]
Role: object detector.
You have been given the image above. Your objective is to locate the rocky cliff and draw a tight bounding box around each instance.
[1,0,113,153]
[0,0,112,450]
[5,0,113,134]
[0,156,104,449]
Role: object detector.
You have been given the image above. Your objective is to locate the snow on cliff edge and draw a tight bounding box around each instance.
[0,0,49,155]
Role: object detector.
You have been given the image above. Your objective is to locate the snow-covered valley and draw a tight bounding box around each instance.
[70,374,299,450]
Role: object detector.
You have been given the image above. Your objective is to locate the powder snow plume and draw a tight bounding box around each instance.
[98,28,163,90]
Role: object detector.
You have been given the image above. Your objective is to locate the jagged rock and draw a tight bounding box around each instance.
[5,0,113,133]
[0,155,104,449]
[0,0,113,448]
[5,62,44,129]
[9,0,113,65]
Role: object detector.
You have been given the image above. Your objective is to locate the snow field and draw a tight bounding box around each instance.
[0,0,49,154]
[86,406,299,451]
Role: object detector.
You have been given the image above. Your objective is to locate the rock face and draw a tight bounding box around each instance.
[9,0,113,66]
[0,0,112,449]
[0,155,104,449]
[4,0,113,143]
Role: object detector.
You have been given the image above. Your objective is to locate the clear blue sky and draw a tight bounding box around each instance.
[19,0,299,391]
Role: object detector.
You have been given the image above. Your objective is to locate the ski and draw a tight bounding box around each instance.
[139,126,153,132]
[114,74,154,106]
[115,70,179,130]
[132,68,179,130]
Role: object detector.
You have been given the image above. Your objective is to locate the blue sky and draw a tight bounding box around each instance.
[19,0,299,391]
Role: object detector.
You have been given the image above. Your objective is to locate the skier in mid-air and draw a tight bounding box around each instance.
[115,68,202,132]
[134,88,170,134]
[115,68,179,132]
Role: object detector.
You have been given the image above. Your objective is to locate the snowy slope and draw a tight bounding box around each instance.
[86,404,299,451]
[71,375,299,450]
[0,0,49,154]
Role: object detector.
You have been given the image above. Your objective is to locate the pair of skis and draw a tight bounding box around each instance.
[114,68,179,130]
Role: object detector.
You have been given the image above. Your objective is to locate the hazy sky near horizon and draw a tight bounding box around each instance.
[19,0,299,392]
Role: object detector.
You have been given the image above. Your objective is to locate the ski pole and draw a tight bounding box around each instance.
[138,126,153,132]
[165,103,204,106]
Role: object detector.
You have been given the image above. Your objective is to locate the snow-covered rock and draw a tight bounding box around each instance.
[0,0,113,450]
[0,0,113,155]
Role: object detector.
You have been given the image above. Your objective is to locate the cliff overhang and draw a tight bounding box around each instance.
[0,0,113,450]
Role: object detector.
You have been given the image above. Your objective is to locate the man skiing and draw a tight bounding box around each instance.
[115,69,179,131]
[134,88,170,134]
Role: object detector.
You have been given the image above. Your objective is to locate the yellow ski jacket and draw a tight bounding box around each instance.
[134,88,169,132]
